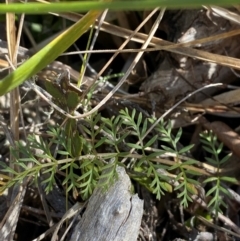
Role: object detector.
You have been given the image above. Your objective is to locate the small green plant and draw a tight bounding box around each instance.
[200,130,236,217]
[153,119,199,207]
[0,108,237,212]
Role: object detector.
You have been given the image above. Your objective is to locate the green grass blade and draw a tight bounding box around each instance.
[0,10,102,95]
[0,1,237,14]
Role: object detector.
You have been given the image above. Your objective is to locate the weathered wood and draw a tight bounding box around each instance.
[70,166,143,241]
[141,8,240,104]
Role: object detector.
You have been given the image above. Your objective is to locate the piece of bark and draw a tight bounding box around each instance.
[141,8,240,104]
[0,185,27,241]
[70,166,143,241]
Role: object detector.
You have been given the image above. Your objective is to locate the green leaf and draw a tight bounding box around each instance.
[141,118,148,137]
[153,187,163,200]
[186,178,199,185]
[168,163,181,171]
[186,195,193,202]
[66,138,72,156]
[212,135,217,143]
[178,144,194,154]
[101,117,112,126]
[81,125,92,136]
[154,164,169,171]
[144,135,158,149]
[185,169,202,176]
[57,150,70,156]
[0,162,18,175]
[127,143,142,149]
[112,115,119,125]
[131,108,136,121]
[177,190,185,198]
[205,157,217,165]
[220,176,238,184]
[78,170,92,183]
[181,159,198,166]
[66,91,81,111]
[15,162,28,170]
[216,142,223,154]
[62,176,71,186]
[93,113,102,126]
[80,160,93,169]
[174,181,185,190]
[200,138,211,147]
[147,166,152,177]
[203,177,218,183]
[21,157,41,165]
[59,163,71,170]
[71,133,83,157]
[166,120,172,135]
[119,108,128,116]
[206,186,217,196]
[94,123,105,137]
[174,128,182,144]
[161,145,175,153]
[158,136,171,143]
[219,186,231,196]
[71,162,80,169]
[66,183,74,193]
[94,137,107,148]
[186,183,198,194]
[207,197,219,209]
[160,182,172,193]
[149,175,158,188]
[45,81,65,103]
[115,132,129,146]
[219,153,231,165]
[137,112,142,127]
[42,167,57,175]
[202,146,215,155]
